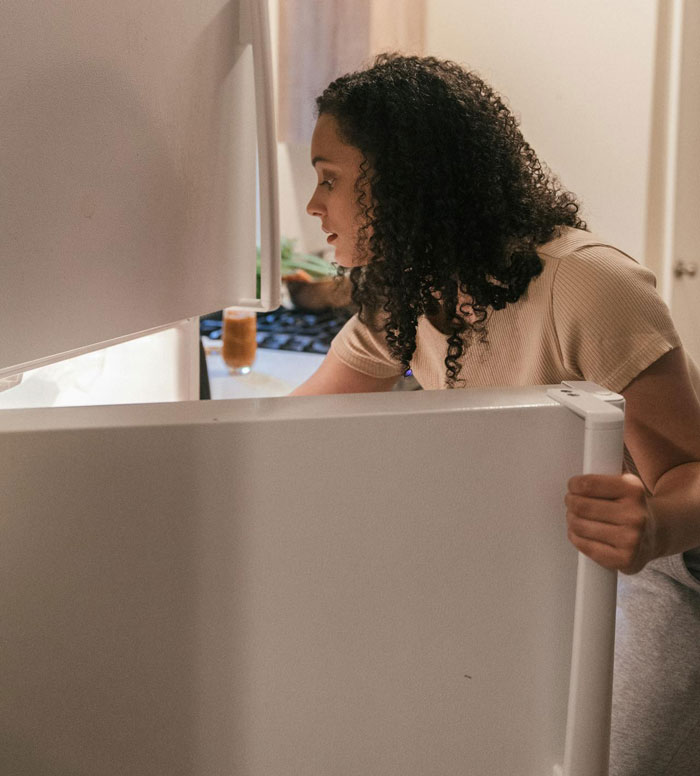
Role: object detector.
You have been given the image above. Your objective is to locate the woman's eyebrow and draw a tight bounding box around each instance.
[312,155,332,167]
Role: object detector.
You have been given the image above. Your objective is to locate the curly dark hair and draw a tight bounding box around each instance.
[316,53,586,386]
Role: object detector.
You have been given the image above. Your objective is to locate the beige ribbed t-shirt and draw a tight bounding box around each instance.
[330,227,692,394]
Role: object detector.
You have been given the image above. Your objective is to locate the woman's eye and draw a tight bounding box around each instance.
[320,177,335,190]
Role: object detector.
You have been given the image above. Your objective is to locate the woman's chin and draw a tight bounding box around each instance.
[331,250,354,269]
[335,251,369,269]
[328,239,370,269]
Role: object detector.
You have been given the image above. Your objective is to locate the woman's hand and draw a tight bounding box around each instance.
[565,472,658,574]
[565,347,700,573]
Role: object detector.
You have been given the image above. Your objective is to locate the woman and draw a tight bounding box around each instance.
[293,54,700,775]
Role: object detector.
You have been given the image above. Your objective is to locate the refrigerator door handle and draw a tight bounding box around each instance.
[547,384,625,776]
[235,0,281,312]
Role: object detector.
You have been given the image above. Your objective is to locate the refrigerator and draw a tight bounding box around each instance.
[0,2,624,774]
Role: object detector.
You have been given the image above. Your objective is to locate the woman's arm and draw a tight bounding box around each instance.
[565,347,700,573]
[290,349,400,395]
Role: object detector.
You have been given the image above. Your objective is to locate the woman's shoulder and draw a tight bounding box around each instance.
[537,227,658,290]
[538,228,681,393]
[537,227,638,263]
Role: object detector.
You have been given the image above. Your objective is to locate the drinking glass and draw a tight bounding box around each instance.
[222,308,257,375]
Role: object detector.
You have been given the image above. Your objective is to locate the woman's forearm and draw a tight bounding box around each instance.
[648,461,700,558]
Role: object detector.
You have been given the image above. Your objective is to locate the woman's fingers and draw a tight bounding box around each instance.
[565,534,640,572]
[564,472,654,574]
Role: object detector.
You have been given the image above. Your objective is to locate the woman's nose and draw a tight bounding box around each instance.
[306,191,324,218]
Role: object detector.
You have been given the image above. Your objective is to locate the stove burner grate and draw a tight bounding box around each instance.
[200,306,355,355]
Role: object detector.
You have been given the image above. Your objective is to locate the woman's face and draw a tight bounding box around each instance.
[306,113,369,268]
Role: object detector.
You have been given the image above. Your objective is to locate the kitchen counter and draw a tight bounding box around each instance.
[203,337,325,399]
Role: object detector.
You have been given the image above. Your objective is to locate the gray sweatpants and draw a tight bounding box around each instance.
[610,549,700,775]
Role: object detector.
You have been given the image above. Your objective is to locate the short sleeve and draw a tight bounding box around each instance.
[552,246,682,393]
[329,314,405,378]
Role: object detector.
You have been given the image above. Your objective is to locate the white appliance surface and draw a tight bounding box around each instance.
[0,0,258,377]
[0,321,201,409]
[1,386,601,776]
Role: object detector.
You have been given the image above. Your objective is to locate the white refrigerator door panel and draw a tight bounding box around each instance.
[0,387,596,776]
[0,0,260,377]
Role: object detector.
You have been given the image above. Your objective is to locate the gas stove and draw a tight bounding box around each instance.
[200,306,355,355]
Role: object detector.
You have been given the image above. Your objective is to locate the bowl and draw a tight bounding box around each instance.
[285,276,354,311]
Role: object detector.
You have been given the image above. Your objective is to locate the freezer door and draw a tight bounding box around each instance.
[0,0,277,379]
[0,387,610,775]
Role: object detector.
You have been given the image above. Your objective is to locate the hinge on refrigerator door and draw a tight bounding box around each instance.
[561,380,624,406]
[546,382,624,426]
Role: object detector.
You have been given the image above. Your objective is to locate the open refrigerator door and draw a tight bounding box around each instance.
[0,0,278,403]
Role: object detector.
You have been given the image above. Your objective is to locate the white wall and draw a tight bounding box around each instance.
[275,0,662,260]
[424,0,659,261]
